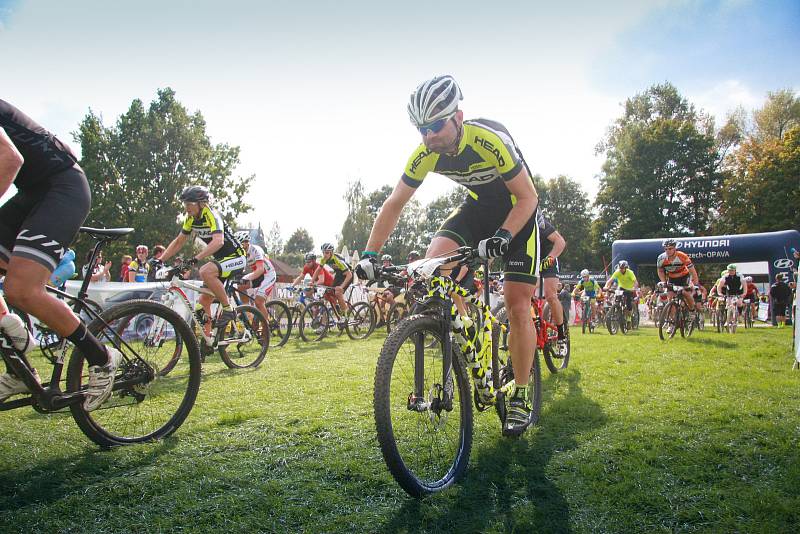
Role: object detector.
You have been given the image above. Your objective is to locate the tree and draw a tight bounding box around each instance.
[537,175,593,271]
[338,179,372,252]
[753,89,800,141]
[284,227,314,255]
[73,88,253,262]
[593,82,724,248]
[717,125,800,233]
[419,187,464,244]
[264,221,284,256]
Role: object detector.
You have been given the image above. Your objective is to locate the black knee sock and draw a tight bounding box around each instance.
[557,322,566,338]
[67,323,108,367]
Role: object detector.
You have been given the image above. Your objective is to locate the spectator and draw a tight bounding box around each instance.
[557,282,572,325]
[82,250,111,283]
[770,273,791,327]
[118,254,132,282]
[127,245,150,282]
[146,245,166,282]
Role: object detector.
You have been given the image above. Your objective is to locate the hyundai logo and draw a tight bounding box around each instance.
[774,258,794,269]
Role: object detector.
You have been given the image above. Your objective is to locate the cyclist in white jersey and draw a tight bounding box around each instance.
[235,231,276,320]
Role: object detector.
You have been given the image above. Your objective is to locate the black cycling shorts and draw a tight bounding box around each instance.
[333,270,352,290]
[435,199,540,285]
[540,257,560,279]
[0,166,90,272]
[773,300,789,316]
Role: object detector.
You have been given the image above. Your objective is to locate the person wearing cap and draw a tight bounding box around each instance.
[743,276,759,321]
[127,245,151,283]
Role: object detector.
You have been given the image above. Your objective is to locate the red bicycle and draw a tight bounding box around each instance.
[495,287,570,374]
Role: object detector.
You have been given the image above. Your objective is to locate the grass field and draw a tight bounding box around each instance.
[0,325,797,533]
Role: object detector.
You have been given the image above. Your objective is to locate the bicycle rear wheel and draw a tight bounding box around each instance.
[218,305,269,369]
[299,302,330,342]
[264,299,292,347]
[67,299,201,448]
[543,338,569,373]
[374,314,472,497]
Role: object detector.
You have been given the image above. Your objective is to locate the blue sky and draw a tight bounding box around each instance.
[1,0,798,247]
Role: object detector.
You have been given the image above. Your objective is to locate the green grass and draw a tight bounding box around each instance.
[0,326,797,533]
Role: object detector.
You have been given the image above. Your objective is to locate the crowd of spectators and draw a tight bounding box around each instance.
[82,244,169,283]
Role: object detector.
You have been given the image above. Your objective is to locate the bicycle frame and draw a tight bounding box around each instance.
[0,228,155,412]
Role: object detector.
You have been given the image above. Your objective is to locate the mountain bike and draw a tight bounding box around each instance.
[580,296,599,334]
[298,285,374,341]
[495,289,569,374]
[225,276,292,348]
[742,298,754,329]
[0,227,201,448]
[722,295,742,333]
[154,264,269,369]
[659,284,695,340]
[373,248,541,497]
[605,289,627,335]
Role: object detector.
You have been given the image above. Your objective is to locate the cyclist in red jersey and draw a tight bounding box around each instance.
[743,276,759,319]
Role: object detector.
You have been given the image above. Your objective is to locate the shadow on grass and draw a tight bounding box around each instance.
[379,369,606,533]
[685,336,737,349]
[0,438,179,511]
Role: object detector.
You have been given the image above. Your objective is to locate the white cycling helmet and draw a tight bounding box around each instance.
[618,260,629,268]
[235,230,250,243]
[745,276,753,282]
[580,269,590,277]
[407,75,463,127]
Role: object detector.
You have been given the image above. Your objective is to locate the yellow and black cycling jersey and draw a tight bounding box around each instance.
[320,253,351,273]
[401,119,527,211]
[180,205,243,260]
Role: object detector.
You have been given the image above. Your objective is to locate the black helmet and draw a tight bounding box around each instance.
[407,250,421,260]
[304,252,317,262]
[662,238,677,248]
[179,185,210,203]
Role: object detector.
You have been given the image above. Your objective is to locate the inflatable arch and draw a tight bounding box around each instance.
[611,230,800,285]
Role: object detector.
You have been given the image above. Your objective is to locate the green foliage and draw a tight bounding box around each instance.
[753,89,800,141]
[338,180,425,259]
[594,82,723,246]
[717,126,800,233]
[72,88,253,264]
[284,227,314,255]
[419,186,464,244]
[538,175,594,271]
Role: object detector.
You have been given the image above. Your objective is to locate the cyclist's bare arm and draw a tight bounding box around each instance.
[243,262,265,281]
[688,265,699,285]
[499,168,538,237]
[657,267,667,284]
[161,232,189,262]
[366,180,416,253]
[0,128,23,198]
[194,233,224,261]
[547,230,566,259]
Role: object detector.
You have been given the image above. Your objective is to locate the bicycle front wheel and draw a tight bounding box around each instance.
[218,305,269,369]
[346,302,375,340]
[67,299,201,448]
[264,299,292,347]
[374,314,473,497]
[659,302,679,340]
[299,302,330,342]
